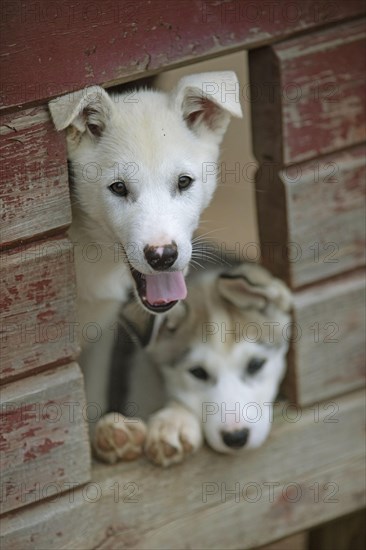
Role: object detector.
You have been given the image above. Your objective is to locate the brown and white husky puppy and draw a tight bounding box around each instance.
[94,263,292,467]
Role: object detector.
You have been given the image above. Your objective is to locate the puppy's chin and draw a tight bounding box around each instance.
[135,290,178,315]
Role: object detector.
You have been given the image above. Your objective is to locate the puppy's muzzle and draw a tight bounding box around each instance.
[144,241,178,271]
[221,428,249,449]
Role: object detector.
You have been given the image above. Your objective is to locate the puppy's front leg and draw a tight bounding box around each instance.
[145,401,203,467]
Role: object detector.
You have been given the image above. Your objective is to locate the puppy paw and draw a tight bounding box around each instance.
[93,413,147,464]
[145,404,202,467]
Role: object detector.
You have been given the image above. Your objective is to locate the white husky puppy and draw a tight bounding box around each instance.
[48,73,242,412]
[94,263,292,467]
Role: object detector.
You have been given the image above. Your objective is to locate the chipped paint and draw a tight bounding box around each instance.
[23,438,64,462]
[1,1,364,109]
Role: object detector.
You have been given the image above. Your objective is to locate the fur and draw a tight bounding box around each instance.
[48,73,242,413]
[116,263,293,466]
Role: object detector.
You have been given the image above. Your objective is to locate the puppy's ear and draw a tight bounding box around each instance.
[48,86,114,138]
[171,71,243,143]
[217,263,292,313]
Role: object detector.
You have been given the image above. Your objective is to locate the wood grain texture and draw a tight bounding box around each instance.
[0,362,91,515]
[256,144,366,288]
[1,390,364,549]
[255,532,308,550]
[309,509,366,550]
[250,19,366,165]
[285,271,366,407]
[0,106,70,248]
[1,1,365,110]
[0,236,79,382]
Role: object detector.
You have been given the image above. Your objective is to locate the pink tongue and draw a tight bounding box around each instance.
[145,272,187,305]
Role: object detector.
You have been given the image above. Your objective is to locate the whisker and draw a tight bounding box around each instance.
[193,227,227,240]
[191,246,222,258]
[191,250,229,266]
[192,233,218,242]
[189,258,205,270]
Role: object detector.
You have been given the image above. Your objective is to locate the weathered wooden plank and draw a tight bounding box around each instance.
[0,237,79,382]
[1,1,365,110]
[1,390,364,549]
[309,509,366,550]
[249,19,366,165]
[0,106,70,248]
[285,271,366,406]
[128,457,366,550]
[0,362,91,515]
[255,532,308,550]
[256,144,366,288]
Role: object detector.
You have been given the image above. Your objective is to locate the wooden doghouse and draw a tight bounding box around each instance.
[1,2,365,548]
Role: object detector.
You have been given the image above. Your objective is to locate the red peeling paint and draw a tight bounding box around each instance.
[23,438,64,462]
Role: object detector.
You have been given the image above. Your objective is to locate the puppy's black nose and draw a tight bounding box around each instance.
[221,428,249,449]
[144,241,178,271]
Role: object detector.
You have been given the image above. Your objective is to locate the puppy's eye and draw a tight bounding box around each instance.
[178,175,194,191]
[109,181,128,197]
[87,123,102,138]
[189,366,209,381]
[247,358,266,376]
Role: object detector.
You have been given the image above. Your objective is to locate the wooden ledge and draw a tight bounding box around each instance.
[1,390,365,549]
